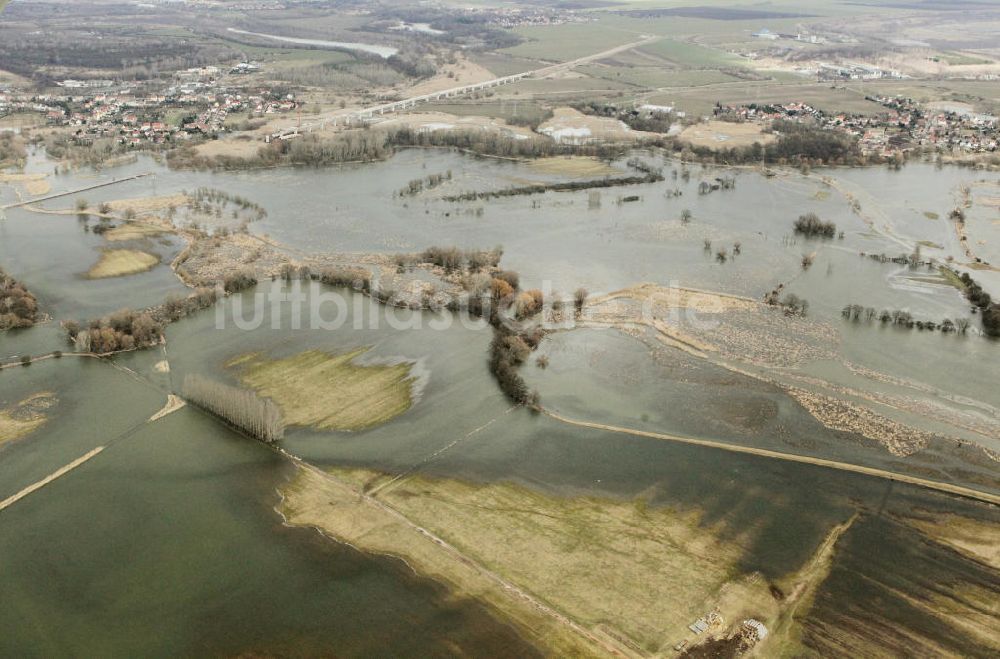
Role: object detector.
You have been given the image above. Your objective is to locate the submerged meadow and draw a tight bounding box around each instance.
[2,144,999,655]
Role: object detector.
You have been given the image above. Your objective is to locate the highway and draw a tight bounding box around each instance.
[270,35,658,139]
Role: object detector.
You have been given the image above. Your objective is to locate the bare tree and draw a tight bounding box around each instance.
[183,375,285,442]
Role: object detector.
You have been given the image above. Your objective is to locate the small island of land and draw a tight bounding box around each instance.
[86,249,160,279]
[229,348,418,431]
[0,392,57,447]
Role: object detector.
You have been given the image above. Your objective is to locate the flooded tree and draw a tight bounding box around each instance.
[0,268,39,330]
[779,294,809,316]
[182,374,285,442]
[793,213,837,239]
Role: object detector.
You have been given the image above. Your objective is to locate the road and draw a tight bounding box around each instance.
[1,172,152,211]
[0,447,105,512]
[545,410,1000,506]
[271,35,659,139]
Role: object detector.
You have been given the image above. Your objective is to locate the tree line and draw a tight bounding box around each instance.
[64,308,162,353]
[397,170,452,197]
[63,286,221,353]
[167,126,634,171]
[442,172,663,202]
[841,304,970,334]
[183,374,285,442]
[953,270,1000,337]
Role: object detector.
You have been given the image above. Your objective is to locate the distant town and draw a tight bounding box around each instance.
[714,96,998,157]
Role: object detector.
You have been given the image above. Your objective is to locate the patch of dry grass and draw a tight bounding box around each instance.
[194,139,263,160]
[0,392,56,446]
[538,107,651,143]
[280,465,603,656]
[103,221,168,242]
[86,249,160,279]
[900,510,1000,569]
[372,472,758,651]
[106,194,187,217]
[0,173,50,196]
[527,156,619,177]
[784,387,934,457]
[231,348,416,431]
[679,121,775,150]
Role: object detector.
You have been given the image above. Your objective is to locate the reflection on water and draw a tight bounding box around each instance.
[0,359,538,657]
[1,149,998,655]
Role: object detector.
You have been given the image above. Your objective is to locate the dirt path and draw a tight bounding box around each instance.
[764,513,858,654]
[544,411,1000,506]
[0,447,105,512]
[367,406,517,497]
[149,394,185,422]
[278,453,631,657]
[1,172,152,210]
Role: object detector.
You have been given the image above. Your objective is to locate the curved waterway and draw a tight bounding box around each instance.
[227,28,399,58]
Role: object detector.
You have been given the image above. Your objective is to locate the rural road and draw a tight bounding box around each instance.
[545,410,1000,506]
[1,172,152,210]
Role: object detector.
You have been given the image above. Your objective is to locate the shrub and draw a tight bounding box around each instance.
[421,245,464,272]
[496,270,520,290]
[491,278,514,302]
[514,289,544,319]
[320,267,371,291]
[793,213,837,238]
[488,330,534,405]
[223,269,257,294]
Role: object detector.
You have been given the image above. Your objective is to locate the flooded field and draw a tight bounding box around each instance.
[2,147,998,655]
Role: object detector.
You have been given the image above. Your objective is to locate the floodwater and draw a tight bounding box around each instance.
[2,148,999,654]
[0,358,539,657]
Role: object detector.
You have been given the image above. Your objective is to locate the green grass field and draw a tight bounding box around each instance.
[501,23,640,62]
[576,64,740,89]
[647,80,888,117]
[412,100,551,123]
[504,76,634,98]
[638,38,746,69]
[232,348,416,432]
[936,51,992,66]
[470,52,548,77]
